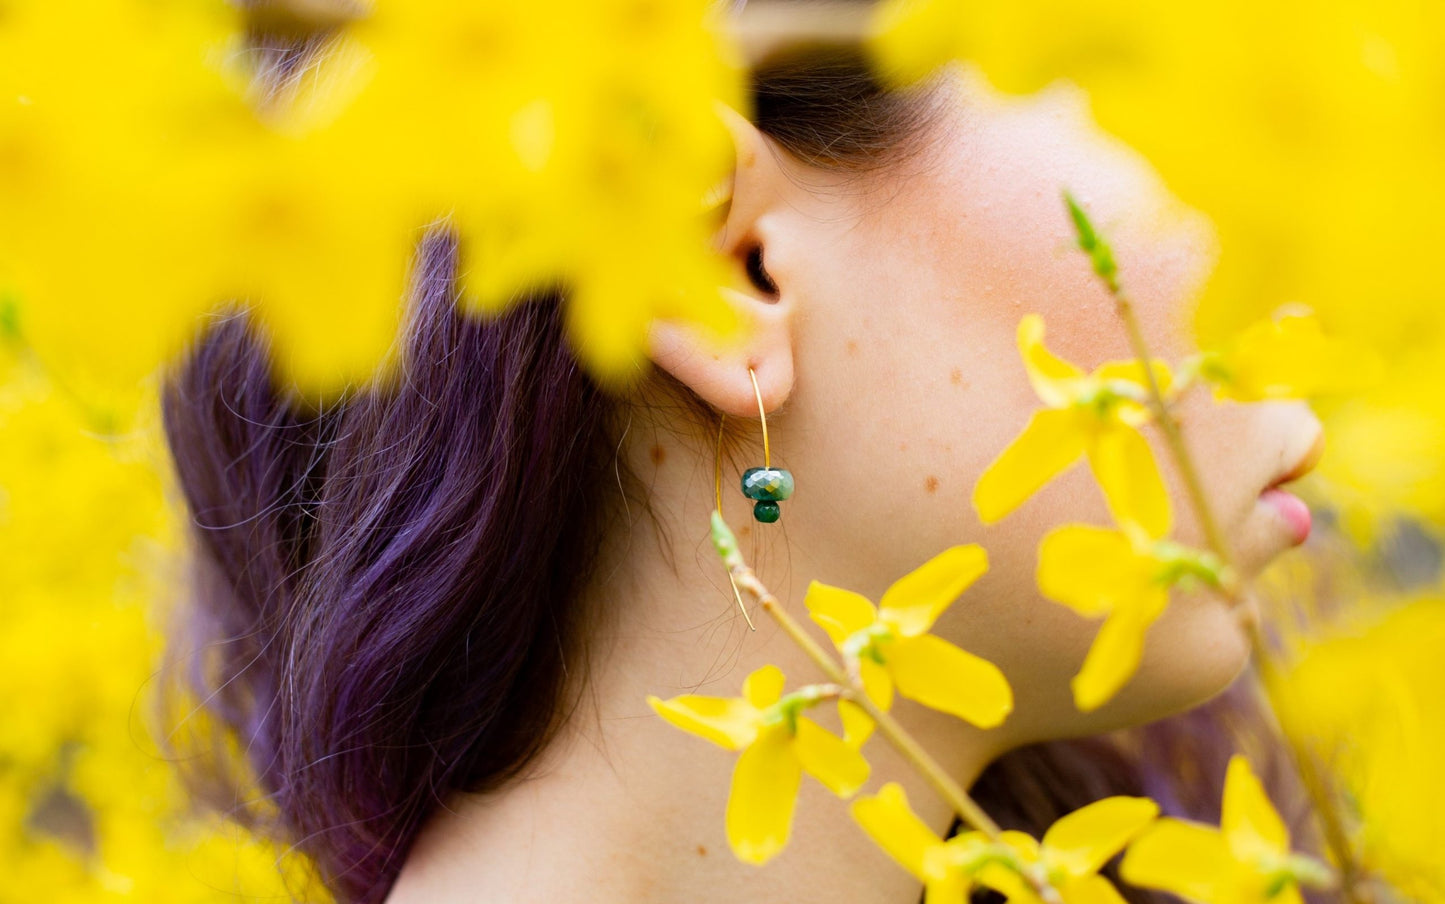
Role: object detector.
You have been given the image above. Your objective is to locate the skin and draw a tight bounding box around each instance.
[386,63,1323,904]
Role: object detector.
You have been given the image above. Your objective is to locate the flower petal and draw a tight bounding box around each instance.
[839,699,874,748]
[841,657,896,746]
[1037,525,1151,618]
[1019,313,1085,406]
[880,544,989,636]
[1120,818,1239,903]
[923,870,972,904]
[888,634,1013,728]
[976,832,1042,903]
[647,694,760,750]
[726,726,802,865]
[849,782,941,881]
[1071,592,1169,713]
[973,408,1088,525]
[861,656,895,710]
[1042,796,1160,877]
[1221,755,1291,863]
[804,581,878,647]
[1061,873,1130,904]
[794,716,870,797]
[743,664,785,709]
[1085,424,1172,540]
[1095,358,1174,400]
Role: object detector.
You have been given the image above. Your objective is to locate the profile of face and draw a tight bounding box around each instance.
[644,63,1324,752]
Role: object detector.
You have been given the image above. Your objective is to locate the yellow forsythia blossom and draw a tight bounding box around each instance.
[852,781,1156,903]
[804,545,1012,743]
[1272,599,1445,901]
[1121,756,1332,903]
[1037,524,1223,712]
[0,350,323,899]
[1190,310,1383,403]
[1,0,745,393]
[648,665,869,865]
[973,315,1173,539]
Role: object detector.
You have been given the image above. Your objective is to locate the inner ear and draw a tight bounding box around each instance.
[744,244,780,298]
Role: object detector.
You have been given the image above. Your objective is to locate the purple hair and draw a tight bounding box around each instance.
[156,32,1311,904]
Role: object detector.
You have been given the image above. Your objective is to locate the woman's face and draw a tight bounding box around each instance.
[748,64,1323,743]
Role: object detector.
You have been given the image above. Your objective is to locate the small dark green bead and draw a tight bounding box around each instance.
[753,500,781,523]
[741,467,794,502]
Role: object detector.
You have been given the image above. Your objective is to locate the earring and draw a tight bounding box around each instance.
[740,367,794,523]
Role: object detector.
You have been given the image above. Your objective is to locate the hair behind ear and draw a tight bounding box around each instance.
[159,230,621,903]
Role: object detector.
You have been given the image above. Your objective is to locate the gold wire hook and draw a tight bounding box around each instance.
[715,413,756,631]
[748,366,770,469]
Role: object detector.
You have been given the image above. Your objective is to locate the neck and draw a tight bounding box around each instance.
[388,457,1005,903]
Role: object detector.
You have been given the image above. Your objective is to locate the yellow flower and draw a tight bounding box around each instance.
[980,795,1158,904]
[973,315,1174,539]
[647,665,869,865]
[1037,523,1224,712]
[1190,310,1383,403]
[852,782,994,902]
[853,782,1155,903]
[1121,756,1333,904]
[804,545,1012,744]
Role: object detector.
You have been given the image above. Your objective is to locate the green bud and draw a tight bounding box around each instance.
[1063,190,1119,292]
[710,509,740,564]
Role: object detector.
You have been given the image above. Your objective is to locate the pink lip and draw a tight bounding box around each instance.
[1260,487,1312,545]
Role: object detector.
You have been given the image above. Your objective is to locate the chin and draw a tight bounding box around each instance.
[1083,587,1253,733]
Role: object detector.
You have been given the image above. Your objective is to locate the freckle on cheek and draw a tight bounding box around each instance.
[950,368,963,385]
[696,844,707,857]
[649,444,666,466]
[925,475,939,494]
[846,339,859,356]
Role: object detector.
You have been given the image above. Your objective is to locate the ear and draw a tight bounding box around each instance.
[648,102,796,418]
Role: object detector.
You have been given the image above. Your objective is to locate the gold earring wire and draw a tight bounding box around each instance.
[715,414,756,631]
[749,366,770,469]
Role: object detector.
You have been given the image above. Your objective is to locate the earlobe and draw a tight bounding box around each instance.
[647,288,794,419]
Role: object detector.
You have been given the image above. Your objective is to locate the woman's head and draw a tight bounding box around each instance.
[641,58,1322,742]
[157,20,1317,904]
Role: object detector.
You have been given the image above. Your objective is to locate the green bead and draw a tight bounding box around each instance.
[753,500,781,523]
[742,467,794,502]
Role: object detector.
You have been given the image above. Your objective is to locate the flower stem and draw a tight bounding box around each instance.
[1067,195,1368,903]
[1111,291,1242,599]
[1249,626,1373,904]
[714,514,1004,839]
[761,595,1005,840]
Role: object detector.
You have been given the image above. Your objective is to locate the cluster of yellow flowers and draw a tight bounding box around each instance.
[650,193,1356,901]
[1,0,742,393]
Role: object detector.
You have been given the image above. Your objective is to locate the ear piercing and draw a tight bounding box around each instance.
[740,367,794,523]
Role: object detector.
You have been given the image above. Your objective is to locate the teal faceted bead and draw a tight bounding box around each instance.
[753,500,781,523]
[741,467,794,502]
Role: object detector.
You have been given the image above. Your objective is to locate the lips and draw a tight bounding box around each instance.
[1258,429,1326,546]
[1260,487,1313,544]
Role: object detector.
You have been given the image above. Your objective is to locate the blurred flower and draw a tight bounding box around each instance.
[804,545,1012,744]
[648,665,869,864]
[1121,755,1333,903]
[1272,598,1445,900]
[974,314,1174,540]
[1188,310,1382,403]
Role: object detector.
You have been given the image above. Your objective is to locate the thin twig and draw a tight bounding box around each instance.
[1069,196,1369,904]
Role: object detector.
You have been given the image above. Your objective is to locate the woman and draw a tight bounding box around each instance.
[159,6,1323,903]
